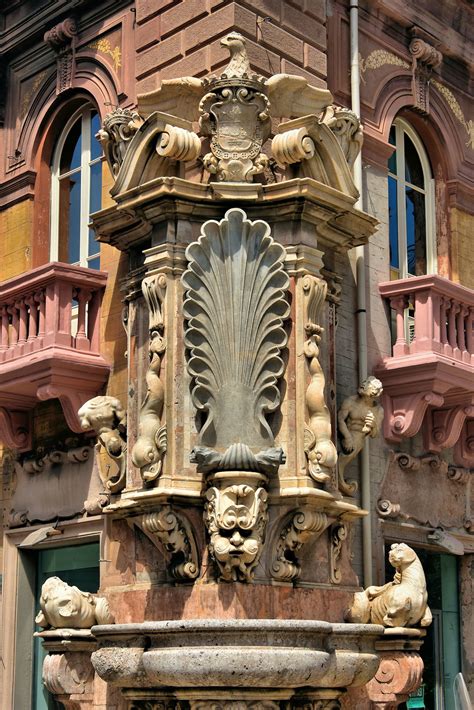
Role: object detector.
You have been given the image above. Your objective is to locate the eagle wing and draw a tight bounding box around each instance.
[138,77,205,122]
[266,74,333,119]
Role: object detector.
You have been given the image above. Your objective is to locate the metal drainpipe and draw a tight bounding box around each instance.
[349,0,373,586]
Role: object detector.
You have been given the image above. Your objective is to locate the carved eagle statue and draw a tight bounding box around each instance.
[138,32,333,121]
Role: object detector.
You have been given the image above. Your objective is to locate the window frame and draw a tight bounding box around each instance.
[388,117,437,279]
[49,103,102,268]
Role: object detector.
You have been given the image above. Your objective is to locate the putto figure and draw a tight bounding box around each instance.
[35,576,115,630]
[345,543,432,628]
[337,376,384,495]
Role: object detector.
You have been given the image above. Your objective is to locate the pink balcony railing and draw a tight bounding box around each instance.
[0,262,110,451]
[377,275,474,465]
[380,274,474,364]
[0,262,106,360]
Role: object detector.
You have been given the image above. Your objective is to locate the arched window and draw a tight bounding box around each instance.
[388,118,436,278]
[50,104,102,269]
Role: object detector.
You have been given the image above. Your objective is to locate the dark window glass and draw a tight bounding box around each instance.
[406,187,426,275]
[62,172,81,264]
[404,133,424,188]
[388,175,399,270]
[59,118,82,174]
[388,126,397,175]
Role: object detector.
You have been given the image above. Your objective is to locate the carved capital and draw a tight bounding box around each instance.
[366,651,424,709]
[271,509,328,581]
[132,274,168,483]
[140,507,199,580]
[204,473,268,583]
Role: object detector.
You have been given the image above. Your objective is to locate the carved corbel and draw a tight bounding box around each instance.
[329,521,349,584]
[454,418,474,468]
[409,33,442,114]
[271,509,328,582]
[319,105,363,170]
[44,18,78,94]
[204,475,268,583]
[78,396,127,493]
[366,651,424,709]
[383,391,444,442]
[139,507,199,580]
[132,274,167,483]
[423,404,474,453]
[42,645,95,710]
[0,407,31,451]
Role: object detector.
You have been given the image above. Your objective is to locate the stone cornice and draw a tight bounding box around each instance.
[0,170,36,210]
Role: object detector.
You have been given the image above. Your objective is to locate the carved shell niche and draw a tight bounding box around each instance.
[182,208,290,453]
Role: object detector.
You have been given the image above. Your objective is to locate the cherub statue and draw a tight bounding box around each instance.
[337,376,384,495]
[345,543,432,628]
[35,576,115,630]
[78,395,127,492]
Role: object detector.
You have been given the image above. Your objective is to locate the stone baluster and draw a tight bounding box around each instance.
[8,303,19,349]
[0,305,8,353]
[17,299,28,345]
[457,304,467,355]
[439,296,449,349]
[466,307,474,364]
[25,294,38,343]
[75,289,92,350]
[87,288,101,353]
[390,295,409,357]
[449,300,461,358]
[35,290,46,340]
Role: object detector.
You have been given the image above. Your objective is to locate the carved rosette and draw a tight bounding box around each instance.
[302,275,337,485]
[132,274,168,483]
[141,507,199,580]
[271,510,328,582]
[199,79,270,182]
[78,395,127,493]
[97,108,144,176]
[204,475,268,583]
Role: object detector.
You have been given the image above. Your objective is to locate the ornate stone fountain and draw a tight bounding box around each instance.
[35,34,430,709]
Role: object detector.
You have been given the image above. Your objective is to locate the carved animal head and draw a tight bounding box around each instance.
[220,32,246,54]
[388,542,418,571]
[35,576,97,629]
[358,376,383,399]
[78,396,126,437]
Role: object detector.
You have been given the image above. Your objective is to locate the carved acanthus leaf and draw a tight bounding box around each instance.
[182,208,289,473]
[132,274,168,483]
[141,507,199,580]
[271,509,328,581]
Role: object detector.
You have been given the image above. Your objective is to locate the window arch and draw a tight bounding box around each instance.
[50,104,102,269]
[388,118,436,278]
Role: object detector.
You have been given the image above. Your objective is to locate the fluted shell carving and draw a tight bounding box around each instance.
[182,208,289,470]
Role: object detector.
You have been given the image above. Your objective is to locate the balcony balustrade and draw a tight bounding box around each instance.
[376,274,474,467]
[0,262,110,451]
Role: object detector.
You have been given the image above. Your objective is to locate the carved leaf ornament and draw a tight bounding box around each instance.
[182,208,290,459]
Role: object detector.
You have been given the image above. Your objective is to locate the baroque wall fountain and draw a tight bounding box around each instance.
[36,34,431,709]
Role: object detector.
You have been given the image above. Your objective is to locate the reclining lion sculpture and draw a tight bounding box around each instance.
[345,543,432,628]
[35,576,115,630]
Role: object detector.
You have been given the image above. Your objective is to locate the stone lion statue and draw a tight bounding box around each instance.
[35,576,115,630]
[345,543,432,628]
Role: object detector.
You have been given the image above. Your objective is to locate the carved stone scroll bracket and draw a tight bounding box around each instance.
[0,407,31,451]
[366,645,424,710]
[132,274,168,484]
[423,404,474,453]
[409,33,442,114]
[137,506,199,580]
[204,472,268,583]
[37,631,96,710]
[44,18,78,94]
[96,108,144,177]
[271,509,329,582]
[382,391,444,443]
[302,274,337,487]
[319,105,363,170]
[329,521,349,584]
[78,395,127,494]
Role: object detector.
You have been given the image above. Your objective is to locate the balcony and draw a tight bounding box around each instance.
[376,274,474,467]
[0,262,110,452]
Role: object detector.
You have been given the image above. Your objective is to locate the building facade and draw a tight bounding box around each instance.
[0,1,472,708]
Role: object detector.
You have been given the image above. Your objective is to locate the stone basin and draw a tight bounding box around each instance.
[91,619,383,692]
